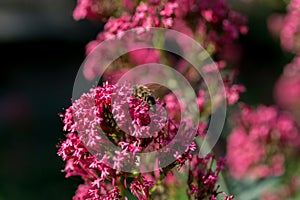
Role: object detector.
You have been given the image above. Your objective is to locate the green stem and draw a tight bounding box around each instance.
[118,177,126,199]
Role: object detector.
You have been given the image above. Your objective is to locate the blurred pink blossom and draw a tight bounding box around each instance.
[227,104,300,180]
[189,154,234,200]
[267,14,284,39]
[79,0,248,81]
[280,0,300,53]
[225,84,245,105]
[73,0,100,21]
[274,56,300,124]
[127,44,161,65]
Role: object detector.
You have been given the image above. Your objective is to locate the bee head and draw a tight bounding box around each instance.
[132,85,138,96]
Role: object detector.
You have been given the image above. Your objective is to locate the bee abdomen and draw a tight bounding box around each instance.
[132,85,156,112]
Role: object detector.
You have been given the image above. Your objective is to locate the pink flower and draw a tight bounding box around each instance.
[121,0,136,13]
[227,104,300,180]
[130,176,154,200]
[73,0,135,22]
[127,44,161,65]
[58,82,197,199]
[225,84,245,105]
[73,184,90,200]
[174,0,247,52]
[267,14,285,38]
[73,0,103,21]
[274,56,300,125]
[188,154,234,200]
[163,93,182,121]
[280,0,300,53]
[63,1,250,198]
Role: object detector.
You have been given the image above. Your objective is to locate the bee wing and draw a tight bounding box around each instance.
[145,84,170,98]
[144,84,162,91]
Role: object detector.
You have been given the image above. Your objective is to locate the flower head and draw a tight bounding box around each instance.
[58,82,197,199]
[188,154,233,200]
[227,104,300,180]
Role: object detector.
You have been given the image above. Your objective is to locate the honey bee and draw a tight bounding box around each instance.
[132,85,156,112]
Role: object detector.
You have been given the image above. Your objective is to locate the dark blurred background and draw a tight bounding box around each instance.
[0,0,101,199]
[0,0,292,199]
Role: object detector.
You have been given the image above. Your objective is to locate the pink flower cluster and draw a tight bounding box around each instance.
[57,82,199,199]
[78,0,248,111]
[73,0,101,21]
[163,89,206,121]
[73,0,135,21]
[58,0,250,198]
[269,0,300,127]
[227,104,300,180]
[85,1,178,55]
[189,154,234,200]
[174,0,247,52]
[268,0,300,53]
[225,84,245,105]
[80,0,247,60]
[274,56,300,124]
[280,0,300,53]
